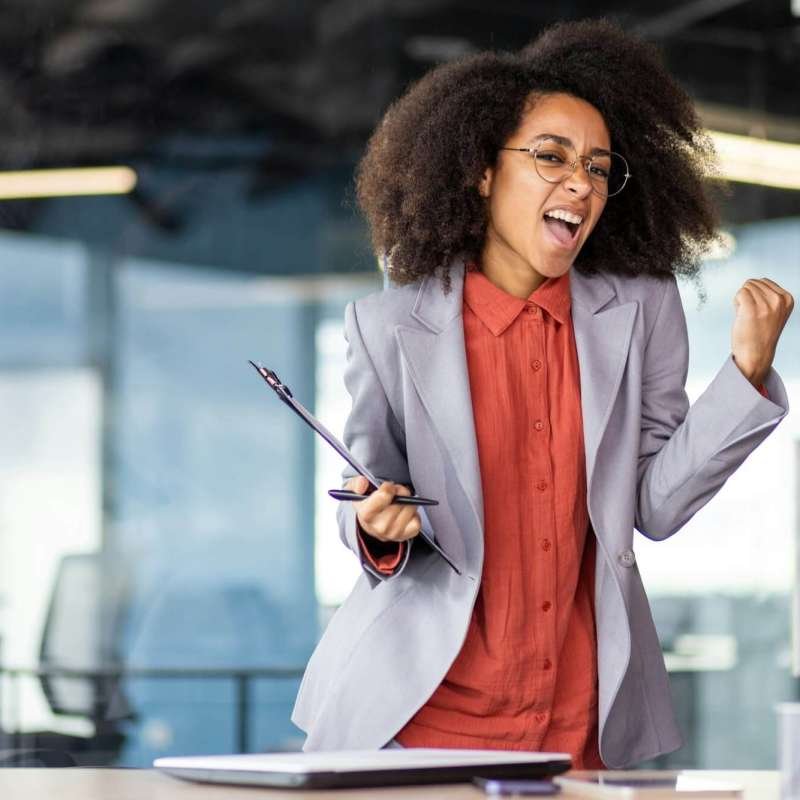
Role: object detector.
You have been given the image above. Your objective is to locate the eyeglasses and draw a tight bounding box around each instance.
[500,136,631,198]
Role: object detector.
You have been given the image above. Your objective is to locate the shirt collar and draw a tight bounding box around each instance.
[463,264,572,336]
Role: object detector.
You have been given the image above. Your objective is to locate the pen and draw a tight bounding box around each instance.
[328,489,438,506]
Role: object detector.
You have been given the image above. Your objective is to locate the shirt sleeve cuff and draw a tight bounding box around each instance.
[356,523,406,575]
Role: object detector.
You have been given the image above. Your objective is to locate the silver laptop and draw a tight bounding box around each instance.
[155,748,572,789]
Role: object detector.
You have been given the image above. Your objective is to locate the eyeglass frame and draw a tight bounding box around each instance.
[499,137,632,198]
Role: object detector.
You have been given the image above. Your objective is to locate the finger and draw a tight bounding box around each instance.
[345,476,370,495]
[742,279,773,307]
[371,495,418,541]
[758,278,795,312]
[359,482,401,525]
[733,286,757,312]
[752,277,786,303]
[403,514,422,539]
[757,278,789,296]
[392,503,419,533]
[383,508,421,541]
[375,480,401,506]
[745,279,788,312]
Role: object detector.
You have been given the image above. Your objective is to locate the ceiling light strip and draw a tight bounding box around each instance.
[0,134,795,197]
[708,130,800,190]
[0,166,137,200]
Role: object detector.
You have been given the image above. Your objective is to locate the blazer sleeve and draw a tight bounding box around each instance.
[634,276,789,541]
[335,299,416,583]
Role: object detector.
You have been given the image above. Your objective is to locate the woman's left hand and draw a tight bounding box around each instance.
[731,278,794,388]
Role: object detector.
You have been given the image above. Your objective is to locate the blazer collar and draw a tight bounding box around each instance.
[410,260,617,332]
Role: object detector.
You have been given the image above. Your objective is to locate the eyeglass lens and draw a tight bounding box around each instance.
[533,139,628,197]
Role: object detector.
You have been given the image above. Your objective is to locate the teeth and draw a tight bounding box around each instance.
[544,209,583,225]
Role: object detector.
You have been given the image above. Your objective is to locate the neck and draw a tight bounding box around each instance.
[479,240,547,299]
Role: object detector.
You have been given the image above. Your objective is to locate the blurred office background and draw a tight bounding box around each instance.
[0,0,797,769]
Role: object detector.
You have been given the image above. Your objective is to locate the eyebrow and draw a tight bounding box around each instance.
[532,133,611,156]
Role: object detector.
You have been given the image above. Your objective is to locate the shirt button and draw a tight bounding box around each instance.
[543,658,552,671]
[535,712,548,724]
[619,549,636,568]
[531,359,543,371]
[541,539,552,552]
[542,601,552,612]
[534,420,544,431]
[536,480,548,491]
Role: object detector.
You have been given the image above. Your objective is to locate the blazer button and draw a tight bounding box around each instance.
[618,549,636,568]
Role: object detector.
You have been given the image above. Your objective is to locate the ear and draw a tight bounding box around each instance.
[478,166,494,198]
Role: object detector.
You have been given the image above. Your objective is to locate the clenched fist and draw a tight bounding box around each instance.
[345,475,422,542]
[731,278,794,388]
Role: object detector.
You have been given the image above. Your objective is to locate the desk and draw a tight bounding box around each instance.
[0,770,780,800]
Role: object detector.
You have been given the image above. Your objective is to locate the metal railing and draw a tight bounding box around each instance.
[0,663,306,755]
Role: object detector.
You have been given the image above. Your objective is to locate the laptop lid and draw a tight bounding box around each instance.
[155,748,572,789]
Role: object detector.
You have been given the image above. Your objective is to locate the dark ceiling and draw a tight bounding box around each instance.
[0,0,797,171]
[0,0,794,238]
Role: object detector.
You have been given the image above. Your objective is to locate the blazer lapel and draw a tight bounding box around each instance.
[570,270,638,501]
[395,267,485,553]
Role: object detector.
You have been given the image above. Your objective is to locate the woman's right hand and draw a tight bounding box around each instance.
[345,476,422,542]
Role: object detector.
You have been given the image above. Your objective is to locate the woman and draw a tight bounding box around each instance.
[292,20,793,768]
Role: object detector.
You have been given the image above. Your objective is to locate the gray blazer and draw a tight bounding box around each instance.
[292,262,788,767]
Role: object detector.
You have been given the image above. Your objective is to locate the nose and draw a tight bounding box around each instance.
[562,158,594,198]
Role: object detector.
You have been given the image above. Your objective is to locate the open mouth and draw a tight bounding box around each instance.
[543,210,582,247]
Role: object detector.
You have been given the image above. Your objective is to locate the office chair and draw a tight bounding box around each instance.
[2,552,132,766]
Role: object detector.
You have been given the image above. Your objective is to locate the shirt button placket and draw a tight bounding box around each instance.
[529,301,554,702]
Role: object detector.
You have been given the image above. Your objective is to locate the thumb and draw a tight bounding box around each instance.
[733,286,755,316]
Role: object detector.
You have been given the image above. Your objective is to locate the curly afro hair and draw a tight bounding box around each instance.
[356,18,720,292]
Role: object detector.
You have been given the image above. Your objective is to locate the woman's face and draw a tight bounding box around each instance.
[479,93,611,289]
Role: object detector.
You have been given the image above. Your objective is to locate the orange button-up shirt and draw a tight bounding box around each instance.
[394,266,601,767]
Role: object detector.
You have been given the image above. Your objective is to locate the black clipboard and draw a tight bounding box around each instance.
[249,361,460,574]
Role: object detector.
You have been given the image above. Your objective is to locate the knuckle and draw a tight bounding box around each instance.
[372,491,390,508]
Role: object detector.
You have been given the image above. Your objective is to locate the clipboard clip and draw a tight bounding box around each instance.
[250,362,294,401]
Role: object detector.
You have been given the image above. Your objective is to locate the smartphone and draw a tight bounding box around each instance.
[553,772,742,799]
[473,777,561,796]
